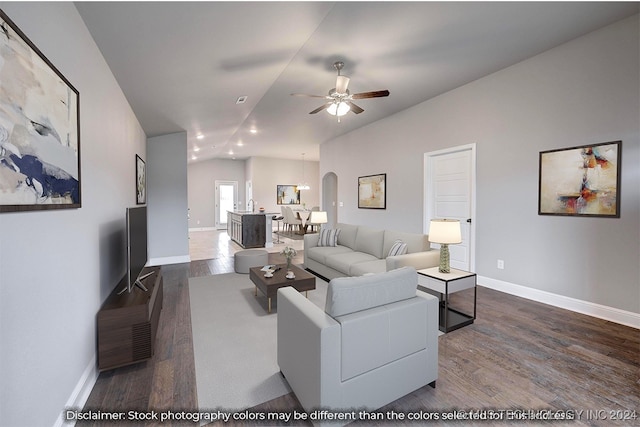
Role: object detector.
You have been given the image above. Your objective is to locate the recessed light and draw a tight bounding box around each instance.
[237,141,243,147]
[196,134,204,140]
[193,146,201,152]
[191,155,197,160]
[228,150,234,155]
[249,129,257,134]
[236,96,248,104]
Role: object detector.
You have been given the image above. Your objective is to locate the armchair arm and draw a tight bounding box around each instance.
[416,290,439,383]
[386,250,441,271]
[277,287,341,410]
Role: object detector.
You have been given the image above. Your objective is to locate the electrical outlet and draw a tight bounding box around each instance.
[497,259,505,269]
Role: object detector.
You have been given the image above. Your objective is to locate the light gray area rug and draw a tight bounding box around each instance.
[189,271,329,411]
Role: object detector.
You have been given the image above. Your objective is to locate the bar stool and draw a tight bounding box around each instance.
[272,215,284,244]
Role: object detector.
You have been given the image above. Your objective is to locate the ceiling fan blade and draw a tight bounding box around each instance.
[351,90,390,99]
[309,103,332,114]
[336,75,350,94]
[345,101,364,114]
[291,93,331,99]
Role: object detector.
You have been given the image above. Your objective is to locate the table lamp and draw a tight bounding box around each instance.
[309,211,328,232]
[428,219,462,273]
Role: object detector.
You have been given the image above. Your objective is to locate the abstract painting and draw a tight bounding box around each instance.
[277,185,300,205]
[136,155,146,205]
[539,141,621,217]
[358,173,386,209]
[0,10,80,212]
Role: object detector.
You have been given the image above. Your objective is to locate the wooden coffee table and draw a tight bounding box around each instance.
[249,264,316,313]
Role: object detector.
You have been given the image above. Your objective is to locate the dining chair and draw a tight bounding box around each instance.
[283,206,302,233]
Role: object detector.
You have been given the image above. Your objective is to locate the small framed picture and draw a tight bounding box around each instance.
[277,185,301,205]
[136,155,146,205]
[358,173,386,209]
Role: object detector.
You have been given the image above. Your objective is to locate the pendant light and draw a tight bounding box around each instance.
[298,153,310,190]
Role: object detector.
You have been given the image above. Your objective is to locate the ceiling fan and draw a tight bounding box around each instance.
[291,61,390,120]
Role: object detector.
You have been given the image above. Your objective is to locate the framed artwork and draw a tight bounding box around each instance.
[0,10,81,212]
[358,173,386,209]
[136,155,146,205]
[538,141,621,218]
[277,185,300,205]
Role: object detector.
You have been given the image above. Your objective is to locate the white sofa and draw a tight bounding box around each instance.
[304,223,440,279]
[277,267,438,417]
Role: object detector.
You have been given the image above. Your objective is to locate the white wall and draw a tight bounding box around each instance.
[247,157,320,214]
[147,132,190,265]
[0,3,147,426]
[187,158,247,229]
[321,16,639,317]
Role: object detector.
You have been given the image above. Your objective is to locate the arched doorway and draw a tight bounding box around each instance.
[322,172,338,227]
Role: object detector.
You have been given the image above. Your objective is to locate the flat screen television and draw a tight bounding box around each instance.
[119,206,153,294]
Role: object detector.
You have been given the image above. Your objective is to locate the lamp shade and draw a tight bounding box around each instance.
[309,211,328,224]
[327,101,350,116]
[428,219,462,244]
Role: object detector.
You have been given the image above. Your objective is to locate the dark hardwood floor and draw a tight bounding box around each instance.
[82,247,639,426]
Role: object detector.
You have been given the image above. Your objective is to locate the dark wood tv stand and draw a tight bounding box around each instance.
[97,266,163,371]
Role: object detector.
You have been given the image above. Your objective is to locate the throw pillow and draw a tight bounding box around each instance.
[388,239,408,256]
[318,228,341,247]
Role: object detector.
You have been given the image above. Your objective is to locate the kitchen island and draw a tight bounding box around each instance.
[227,210,278,248]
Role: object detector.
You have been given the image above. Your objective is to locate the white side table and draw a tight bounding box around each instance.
[417,267,477,333]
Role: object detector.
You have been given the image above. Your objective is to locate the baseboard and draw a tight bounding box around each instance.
[188,227,217,232]
[55,356,99,427]
[478,276,640,329]
[148,255,191,266]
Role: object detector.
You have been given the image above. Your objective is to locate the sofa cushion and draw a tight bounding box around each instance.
[349,259,387,276]
[317,228,341,247]
[383,230,430,255]
[336,223,359,250]
[324,266,418,317]
[307,245,353,264]
[325,252,378,276]
[354,226,385,259]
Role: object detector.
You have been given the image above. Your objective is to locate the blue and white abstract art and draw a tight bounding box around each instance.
[0,10,80,212]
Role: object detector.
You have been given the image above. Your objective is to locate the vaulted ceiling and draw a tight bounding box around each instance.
[75,2,639,163]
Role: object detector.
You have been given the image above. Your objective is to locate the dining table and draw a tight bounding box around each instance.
[294,209,313,234]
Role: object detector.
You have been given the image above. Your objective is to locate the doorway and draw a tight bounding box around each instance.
[215,180,238,230]
[424,144,476,272]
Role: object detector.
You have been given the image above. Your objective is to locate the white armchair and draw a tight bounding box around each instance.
[277,267,438,415]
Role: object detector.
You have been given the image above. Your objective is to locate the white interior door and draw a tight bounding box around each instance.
[424,144,476,272]
[215,180,238,230]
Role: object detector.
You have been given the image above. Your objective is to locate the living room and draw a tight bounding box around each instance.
[0,3,638,427]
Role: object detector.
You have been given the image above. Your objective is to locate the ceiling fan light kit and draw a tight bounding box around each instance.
[291,61,390,120]
[327,102,351,116]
